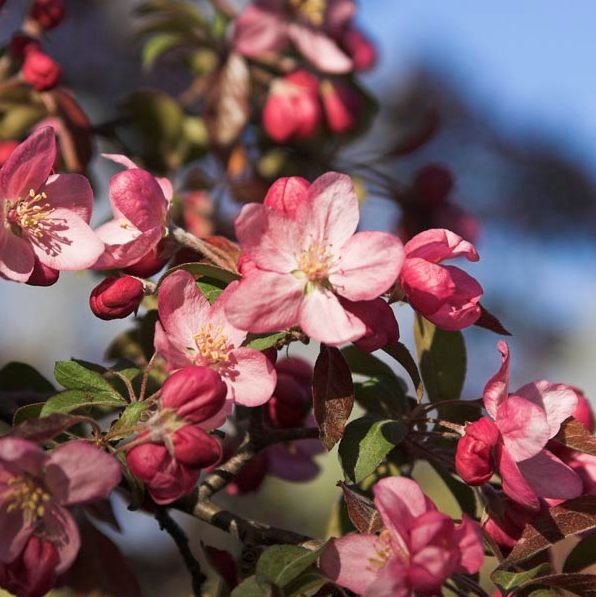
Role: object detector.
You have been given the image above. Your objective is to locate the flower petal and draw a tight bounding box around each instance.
[496,443,540,510]
[329,231,404,301]
[483,341,511,420]
[263,176,310,220]
[0,437,46,475]
[41,173,93,222]
[223,347,277,407]
[288,24,353,74]
[0,505,35,563]
[0,226,35,282]
[267,441,321,482]
[93,224,161,270]
[154,321,193,371]
[42,504,81,574]
[233,1,289,57]
[363,557,410,597]
[454,515,484,574]
[404,228,479,263]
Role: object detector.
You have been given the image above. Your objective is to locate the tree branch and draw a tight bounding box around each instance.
[168,224,237,271]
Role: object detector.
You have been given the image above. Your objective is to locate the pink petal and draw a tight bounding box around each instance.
[297,172,359,248]
[0,437,46,475]
[223,347,277,407]
[496,395,550,461]
[517,449,583,501]
[30,208,104,271]
[400,258,454,315]
[404,228,479,263]
[325,0,356,33]
[199,397,234,431]
[496,443,540,510]
[44,442,121,506]
[267,441,321,482]
[42,504,80,574]
[454,515,484,574]
[208,284,248,349]
[409,543,456,595]
[343,297,400,353]
[516,381,579,438]
[0,505,35,563]
[224,270,304,333]
[298,288,366,345]
[93,224,161,270]
[263,176,310,220]
[319,534,387,595]
[0,127,55,200]
[288,24,353,74]
[233,1,289,57]
[154,321,194,371]
[41,174,93,222]
[483,341,511,420]
[235,203,302,272]
[363,557,410,597]
[102,153,138,170]
[109,169,167,232]
[94,218,141,246]
[0,226,35,282]
[329,231,405,301]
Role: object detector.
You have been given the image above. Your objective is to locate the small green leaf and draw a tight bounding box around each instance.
[41,390,126,417]
[13,403,45,425]
[110,402,149,438]
[156,262,240,289]
[231,576,269,597]
[54,361,124,402]
[245,333,286,351]
[382,342,423,402]
[492,564,551,592]
[429,461,477,517]
[284,572,326,597]
[339,416,407,483]
[340,345,395,379]
[142,33,188,70]
[256,545,322,589]
[354,376,408,418]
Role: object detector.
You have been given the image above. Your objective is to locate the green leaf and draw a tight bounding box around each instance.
[564,533,596,573]
[284,572,326,597]
[54,361,124,402]
[340,345,395,379]
[231,576,269,597]
[245,333,286,351]
[41,390,126,417]
[354,375,409,418]
[142,33,189,70]
[9,413,95,442]
[429,461,477,517]
[156,262,240,290]
[110,402,149,439]
[382,342,424,402]
[339,416,406,483]
[256,545,322,589]
[0,362,55,393]
[492,564,551,592]
[13,403,44,424]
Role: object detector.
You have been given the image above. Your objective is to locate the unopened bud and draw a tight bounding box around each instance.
[320,80,362,134]
[172,426,221,468]
[123,239,170,278]
[22,51,62,92]
[9,33,41,61]
[89,276,144,320]
[30,0,65,30]
[455,418,499,485]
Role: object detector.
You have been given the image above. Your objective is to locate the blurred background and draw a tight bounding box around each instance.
[1,0,596,595]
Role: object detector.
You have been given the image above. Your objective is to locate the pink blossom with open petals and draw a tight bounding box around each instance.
[456,341,583,510]
[320,477,484,596]
[92,155,171,270]
[0,437,121,577]
[233,0,358,74]
[0,127,103,282]
[225,172,405,346]
[155,269,276,407]
[399,228,483,330]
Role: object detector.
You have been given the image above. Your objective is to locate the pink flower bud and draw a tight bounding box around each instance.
[22,51,62,91]
[320,80,362,134]
[341,27,377,72]
[263,70,322,143]
[172,425,221,468]
[0,140,19,167]
[25,257,59,287]
[89,276,144,321]
[482,494,537,551]
[572,389,595,433]
[122,239,171,278]
[0,536,59,597]
[456,418,499,485]
[414,164,454,208]
[342,297,399,353]
[9,34,41,61]
[30,0,65,30]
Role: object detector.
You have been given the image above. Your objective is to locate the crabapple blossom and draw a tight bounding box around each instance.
[126,366,226,504]
[89,276,145,320]
[0,128,103,282]
[0,438,121,577]
[22,51,62,91]
[341,26,376,71]
[399,228,483,330]
[92,155,172,270]
[320,477,484,596]
[29,0,65,30]
[154,269,277,407]
[225,172,405,345]
[456,341,583,510]
[320,79,362,134]
[25,257,59,287]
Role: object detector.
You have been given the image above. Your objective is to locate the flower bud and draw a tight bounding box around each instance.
[22,51,62,91]
[0,535,59,597]
[26,257,59,287]
[414,164,454,208]
[172,425,221,468]
[320,80,362,134]
[122,239,171,278]
[0,140,19,167]
[342,297,399,353]
[89,276,144,321]
[30,0,65,30]
[572,389,595,433]
[456,418,499,485]
[9,34,41,61]
[263,70,322,143]
[341,27,377,72]
[482,493,537,551]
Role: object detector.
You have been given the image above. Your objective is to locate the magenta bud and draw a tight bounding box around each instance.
[122,239,171,278]
[26,257,59,287]
[22,51,62,91]
[572,390,595,433]
[413,164,454,208]
[89,276,144,320]
[30,0,65,30]
[9,33,41,61]
[455,418,499,485]
[341,27,377,72]
[320,80,362,134]
[172,426,221,468]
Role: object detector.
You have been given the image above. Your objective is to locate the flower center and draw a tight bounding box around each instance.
[4,475,51,524]
[295,238,334,281]
[7,189,55,238]
[365,530,395,573]
[192,323,230,364]
[289,0,326,26]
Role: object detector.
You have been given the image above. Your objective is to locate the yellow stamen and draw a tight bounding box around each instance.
[192,322,230,364]
[11,189,55,238]
[295,237,334,280]
[289,0,327,26]
[4,475,52,524]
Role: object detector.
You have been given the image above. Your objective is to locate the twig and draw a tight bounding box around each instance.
[168,223,235,270]
[139,352,158,402]
[155,508,206,596]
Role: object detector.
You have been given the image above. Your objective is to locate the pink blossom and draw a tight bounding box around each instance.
[89,276,145,320]
[320,79,362,134]
[0,128,103,282]
[320,477,484,596]
[22,51,62,91]
[225,172,405,346]
[455,418,499,485]
[127,366,226,504]
[155,270,277,407]
[92,155,172,270]
[399,228,483,330]
[233,0,357,74]
[456,341,583,510]
[0,437,121,575]
[263,70,322,143]
[341,26,376,71]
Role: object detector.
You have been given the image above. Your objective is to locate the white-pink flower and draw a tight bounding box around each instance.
[0,128,103,282]
[154,269,277,408]
[225,173,404,346]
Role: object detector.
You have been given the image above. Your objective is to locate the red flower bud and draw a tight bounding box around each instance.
[89,276,144,321]
[172,425,221,468]
[9,34,41,61]
[572,389,595,433]
[22,51,62,91]
[122,239,171,278]
[0,535,59,597]
[30,0,65,30]
[482,493,537,551]
[25,257,59,287]
[320,80,362,134]
[0,140,19,167]
[455,418,499,485]
[341,27,377,72]
[413,164,454,208]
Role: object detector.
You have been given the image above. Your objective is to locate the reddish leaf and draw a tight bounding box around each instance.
[501,496,596,568]
[203,543,239,590]
[338,481,383,534]
[554,417,596,456]
[203,235,242,273]
[524,573,596,597]
[7,413,94,442]
[313,346,354,450]
[474,304,512,336]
